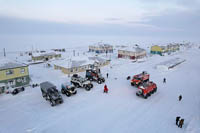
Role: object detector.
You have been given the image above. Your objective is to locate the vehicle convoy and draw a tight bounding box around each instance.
[40,81,63,106]
[61,82,77,97]
[86,68,105,84]
[71,74,93,91]
[136,81,157,99]
[131,71,149,86]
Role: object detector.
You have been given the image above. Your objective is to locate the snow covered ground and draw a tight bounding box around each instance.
[0,46,200,133]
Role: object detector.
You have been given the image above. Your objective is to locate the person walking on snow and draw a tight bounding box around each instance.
[178,119,184,128]
[176,116,180,125]
[163,78,166,83]
[179,95,182,101]
[106,73,109,78]
[104,84,108,93]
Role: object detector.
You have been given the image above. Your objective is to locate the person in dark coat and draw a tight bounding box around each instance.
[176,116,180,125]
[178,119,184,128]
[106,73,109,78]
[104,84,108,93]
[179,95,182,101]
[163,78,166,83]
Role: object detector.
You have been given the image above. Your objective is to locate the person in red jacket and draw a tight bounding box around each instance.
[104,84,108,93]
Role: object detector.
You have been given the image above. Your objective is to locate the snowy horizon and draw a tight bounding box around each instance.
[0,0,200,51]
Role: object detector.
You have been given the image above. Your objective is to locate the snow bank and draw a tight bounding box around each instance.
[156,58,185,71]
[186,117,200,133]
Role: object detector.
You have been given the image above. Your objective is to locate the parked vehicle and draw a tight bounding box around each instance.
[71,74,93,91]
[40,81,63,106]
[86,68,105,84]
[61,82,77,97]
[131,71,149,86]
[136,81,157,99]
[0,83,6,94]
[12,87,25,95]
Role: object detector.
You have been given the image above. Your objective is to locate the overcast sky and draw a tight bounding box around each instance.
[0,0,199,44]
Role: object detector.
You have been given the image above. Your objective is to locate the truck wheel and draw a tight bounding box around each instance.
[50,100,55,106]
[85,86,91,91]
[136,93,139,96]
[131,83,134,86]
[98,80,102,84]
[66,92,71,97]
[21,87,25,91]
[90,84,93,88]
[59,99,63,104]
[75,83,79,88]
[144,95,148,99]
[45,96,49,101]
[154,87,157,92]
[42,93,46,98]
[61,89,65,94]
[137,83,141,87]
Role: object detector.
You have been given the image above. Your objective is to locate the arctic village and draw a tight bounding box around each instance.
[0,42,200,133]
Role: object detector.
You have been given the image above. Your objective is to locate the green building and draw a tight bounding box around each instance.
[0,58,30,90]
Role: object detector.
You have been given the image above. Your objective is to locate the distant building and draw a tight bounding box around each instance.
[0,58,30,90]
[118,47,146,60]
[32,52,61,61]
[151,44,180,56]
[89,43,113,53]
[53,56,110,75]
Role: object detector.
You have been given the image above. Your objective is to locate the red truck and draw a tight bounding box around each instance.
[136,81,157,99]
[131,71,150,86]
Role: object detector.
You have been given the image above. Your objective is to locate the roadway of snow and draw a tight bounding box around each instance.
[0,47,200,133]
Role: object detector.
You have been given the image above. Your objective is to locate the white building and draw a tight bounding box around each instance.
[32,52,61,61]
[89,43,113,53]
[118,47,146,60]
[53,56,110,75]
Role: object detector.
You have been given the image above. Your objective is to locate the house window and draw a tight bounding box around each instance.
[8,80,16,86]
[21,68,25,74]
[22,77,26,83]
[6,70,14,75]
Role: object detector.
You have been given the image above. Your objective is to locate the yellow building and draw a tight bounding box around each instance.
[151,44,180,56]
[0,58,30,90]
[150,45,168,55]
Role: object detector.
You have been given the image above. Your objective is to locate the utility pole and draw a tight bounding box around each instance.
[3,48,6,57]
[73,50,75,56]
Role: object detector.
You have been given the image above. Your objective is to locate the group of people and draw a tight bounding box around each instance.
[176,117,184,128]
[103,73,109,93]
[163,78,185,128]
